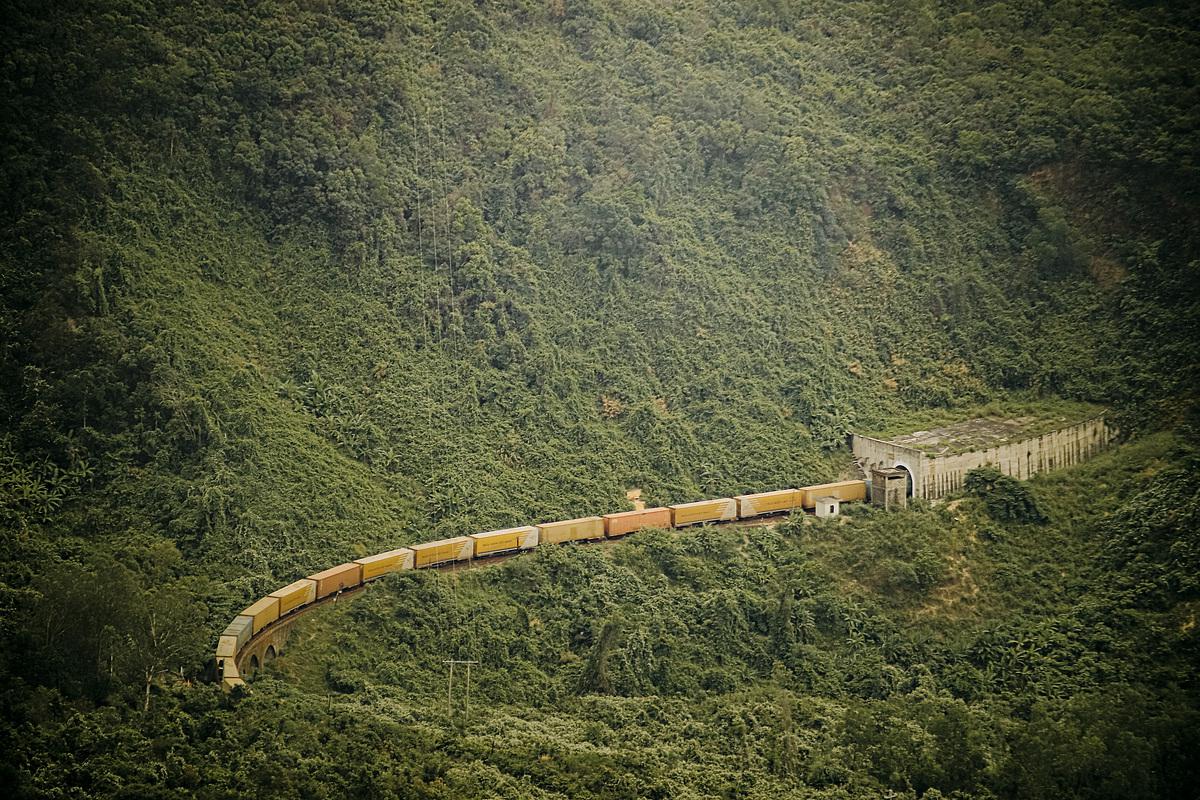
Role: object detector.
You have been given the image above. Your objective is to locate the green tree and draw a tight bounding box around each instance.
[121,584,207,712]
[965,466,1047,523]
[578,616,623,695]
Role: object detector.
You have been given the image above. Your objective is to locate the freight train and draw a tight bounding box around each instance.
[215,479,867,689]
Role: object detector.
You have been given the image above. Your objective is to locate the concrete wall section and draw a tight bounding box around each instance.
[853,416,1110,501]
[852,435,927,498]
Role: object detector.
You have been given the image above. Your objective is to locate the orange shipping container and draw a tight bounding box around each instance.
[800,480,866,508]
[736,489,804,519]
[241,596,280,635]
[470,526,539,557]
[603,507,673,537]
[537,516,605,544]
[410,537,473,568]
[269,578,318,615]
[308,563,362,599]
[355,548,415,581]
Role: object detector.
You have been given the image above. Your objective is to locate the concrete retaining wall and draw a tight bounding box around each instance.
[852,416,1110,501]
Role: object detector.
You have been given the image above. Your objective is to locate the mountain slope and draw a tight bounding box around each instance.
[1,2,1198,796]
[4,0,1197,592]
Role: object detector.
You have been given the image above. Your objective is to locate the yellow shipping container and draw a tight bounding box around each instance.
[221,659,245,691]
[269,578,317,615]
[800,480,867,508]
[355,548,415,581]
[470,526,539,557]
[215,635,239,661]
[241,596,280,635]
[670,498,738,527]
[411,537,473,568]
[735,489,804,519]
[537,516,605,544]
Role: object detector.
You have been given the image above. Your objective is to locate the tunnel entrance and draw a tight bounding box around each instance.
[894,464,915,498]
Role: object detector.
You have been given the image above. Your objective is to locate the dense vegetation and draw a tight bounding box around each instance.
[7,434,1199,798]
[1,0,1198,797]
[964,465,1046,523]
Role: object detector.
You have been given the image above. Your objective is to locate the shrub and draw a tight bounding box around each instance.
[965,467,1047,524]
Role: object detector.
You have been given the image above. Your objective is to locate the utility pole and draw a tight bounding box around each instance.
[443,659,478,722]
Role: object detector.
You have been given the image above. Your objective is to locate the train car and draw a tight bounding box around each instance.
[470,526,539,558]
[537,516,605,545]
[603,507,672,537]
[735,489,804,519]
[800,480,866,508]
[215,634,239,670]
[221,658,245,691]
[269,578,318,615]
[241,596,280,635]
[411,537,473,568]
[670,497,738,527]
[355,547,415,581]
[308,563,363,599]
[221,615,253,653]
[216,615,253,671]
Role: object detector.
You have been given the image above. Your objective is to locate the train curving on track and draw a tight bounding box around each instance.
[215,480,867,689]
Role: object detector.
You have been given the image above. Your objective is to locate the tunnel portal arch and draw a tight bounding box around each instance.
[892,462,915,497]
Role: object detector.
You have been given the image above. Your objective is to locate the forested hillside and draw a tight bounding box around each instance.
[1,1,1198,797]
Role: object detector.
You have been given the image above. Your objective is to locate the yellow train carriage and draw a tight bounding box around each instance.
[241,596,280,635]
[269,578,318,615]
[355,548,415,581]
[221,658,245,691]
[735,489,804,519]
[410,537,473,568]
[215,636,239,669]
[215,615,254,680]
[670,498,738,527]
[470,526,539,557]
[536,516,605,544]
[799,480,866,508]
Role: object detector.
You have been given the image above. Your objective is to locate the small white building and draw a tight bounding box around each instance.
[814,496,840,518]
